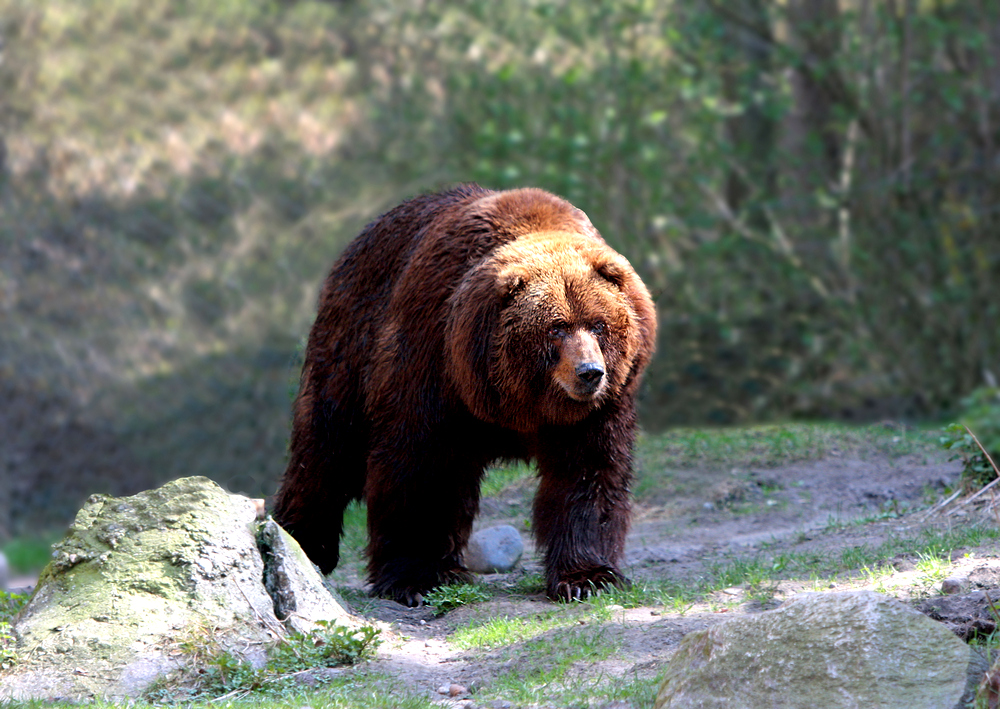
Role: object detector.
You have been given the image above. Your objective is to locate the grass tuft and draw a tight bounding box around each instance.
[144,620,380,702]
[423,583,493,616]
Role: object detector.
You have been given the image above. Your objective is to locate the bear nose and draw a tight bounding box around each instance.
[575,362,605,387]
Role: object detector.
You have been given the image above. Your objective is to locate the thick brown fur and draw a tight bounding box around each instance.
[272,184,656,606]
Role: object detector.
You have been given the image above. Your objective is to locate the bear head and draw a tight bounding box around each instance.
[446,230,655,432]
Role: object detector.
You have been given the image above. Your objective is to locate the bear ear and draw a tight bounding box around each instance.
[595,258,627,289]
[499,272,527,304]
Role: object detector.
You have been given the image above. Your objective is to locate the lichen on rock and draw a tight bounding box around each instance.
[0,476,356,702]
[655,590,988,709]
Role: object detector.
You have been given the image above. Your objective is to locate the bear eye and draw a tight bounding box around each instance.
[590,321,607,336]
[547,325,567,340]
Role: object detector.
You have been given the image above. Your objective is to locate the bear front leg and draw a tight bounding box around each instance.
[364,444,484,606]
[534,405,635,601]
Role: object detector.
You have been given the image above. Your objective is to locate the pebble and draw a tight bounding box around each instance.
[940,576,968,595]
[437,683,467,697]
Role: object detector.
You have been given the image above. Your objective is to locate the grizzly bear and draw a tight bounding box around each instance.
[272,184,656,606]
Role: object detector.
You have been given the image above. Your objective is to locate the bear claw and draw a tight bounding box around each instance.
[549,567,629,602]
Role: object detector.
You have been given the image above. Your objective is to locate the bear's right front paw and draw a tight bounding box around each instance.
[548,566,630,602]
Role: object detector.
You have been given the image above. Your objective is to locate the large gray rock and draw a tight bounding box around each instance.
[0,476,356,702]
[0,551,7,591]
[656,590,987,709]
[463,525,524,574]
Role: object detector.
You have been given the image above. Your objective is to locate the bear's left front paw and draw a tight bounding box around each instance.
[549,566,630,602]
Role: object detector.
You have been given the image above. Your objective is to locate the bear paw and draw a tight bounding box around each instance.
[549,566,630,602]
[370,564,474,607]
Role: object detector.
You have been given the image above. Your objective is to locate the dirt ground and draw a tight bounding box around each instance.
[332,450,1000,705]
[8,449,989,705]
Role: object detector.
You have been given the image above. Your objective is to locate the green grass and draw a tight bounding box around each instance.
[704,521,999,599]
[632,422,940,503]
[451,611,570,651]
[445,606,661,706]
[144,620,381,703]
[14,674,438,709]
[637,421,940,471]
[424,583,493,615]
[546,518,1000,615]
[477,422,936,507]
[475,623,625,706]
[481,461,536,498]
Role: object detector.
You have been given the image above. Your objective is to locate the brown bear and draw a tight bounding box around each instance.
[272,184,656,606]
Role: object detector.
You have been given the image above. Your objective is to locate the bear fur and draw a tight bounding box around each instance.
[272,184,656,605]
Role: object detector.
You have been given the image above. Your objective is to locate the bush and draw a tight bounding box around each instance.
[940,387,1000,490]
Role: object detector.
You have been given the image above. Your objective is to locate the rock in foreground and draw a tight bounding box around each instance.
[656,590,987,709]
[0,476,355,702]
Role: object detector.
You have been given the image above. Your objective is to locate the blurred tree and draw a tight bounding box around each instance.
[2,0,1000,532]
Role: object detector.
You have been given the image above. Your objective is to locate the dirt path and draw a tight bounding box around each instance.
[328,451,1000,705]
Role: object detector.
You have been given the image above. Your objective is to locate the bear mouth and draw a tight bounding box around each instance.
[558,363,607,402]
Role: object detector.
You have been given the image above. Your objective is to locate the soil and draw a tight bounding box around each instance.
[325,450,1000,706]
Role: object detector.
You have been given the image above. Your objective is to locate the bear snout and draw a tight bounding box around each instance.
[554,329,607,401]
[575,362,605,390]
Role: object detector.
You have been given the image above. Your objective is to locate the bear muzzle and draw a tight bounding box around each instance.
[554,329,608,402]
[574,362,606,391]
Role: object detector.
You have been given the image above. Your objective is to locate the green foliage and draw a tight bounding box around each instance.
[0,622,16,671]
[3,0,1000,535]
[940,387,1000,490]
[268,621,381,672]
[2,536,56,574]
[147,620,380,701]
[423,583,492,616]
[0,591,28,670]
[0,590,27,625]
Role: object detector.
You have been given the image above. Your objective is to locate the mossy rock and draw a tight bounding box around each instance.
[0,476,353,701]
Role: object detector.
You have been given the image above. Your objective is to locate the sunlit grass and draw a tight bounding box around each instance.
[0,673,437,709]
[914,550,952,592]
[475,624,625,707]
[636,421,940,474]
[480,461,535,498]
[860,563,897,594]
[479,422,939,506]
[450,612,569,650]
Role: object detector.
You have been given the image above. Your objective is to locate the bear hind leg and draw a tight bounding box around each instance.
[364,449,484,606]
[273,388,368,575]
